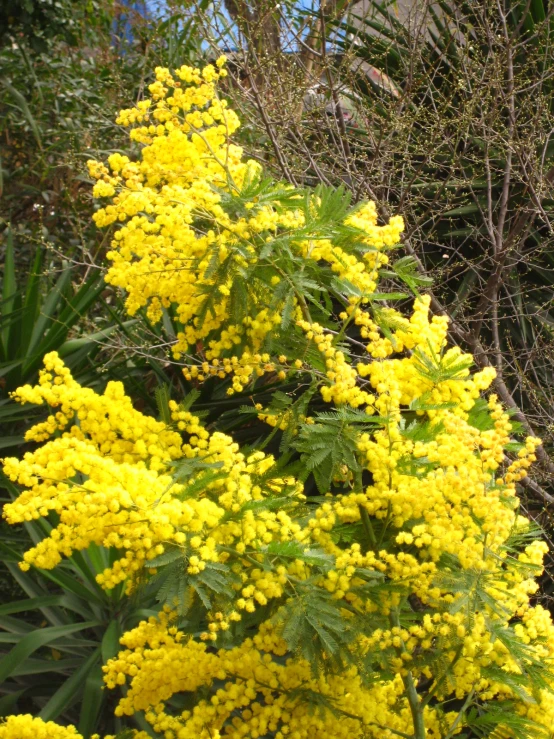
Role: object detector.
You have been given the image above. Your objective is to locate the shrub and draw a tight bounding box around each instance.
[2,61,554,739]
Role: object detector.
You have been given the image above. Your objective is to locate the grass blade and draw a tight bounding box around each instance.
[2,81,42,150]
[25,265,72,362]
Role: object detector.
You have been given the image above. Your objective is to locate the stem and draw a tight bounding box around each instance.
[377,501,392,547]
[367,723,414,739]
[358,503,377,550]
[421,644,464,707]
[443,689,475,739]
[402,668,426,739]
[326,327,369,354]
[389,609,426,739]
[218,545,262,569]
[332,297,360,346]
[297,292,313,323]
[267,257,313,324]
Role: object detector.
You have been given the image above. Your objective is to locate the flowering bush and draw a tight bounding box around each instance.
[3,61,554,739]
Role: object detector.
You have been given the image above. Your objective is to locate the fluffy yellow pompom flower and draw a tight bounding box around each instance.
[87,61,405,389]
[3,354,305,600]
[0,716,83,739]
[5,60,554,739]
[0,715,149,739]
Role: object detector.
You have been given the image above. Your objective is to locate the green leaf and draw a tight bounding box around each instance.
[0,621,100,683]
[409,393,457,412]
[294,407,377,492]
[2,81,42,149]
[33,565,105,606]
[77,664,105,738]
[412,345,473,385]
[0,689,26,717]
[466,700,548,739]
[1,227,16,357]
[24,265,73,361]
[24,269,104,376]
[467,398,496,431]
[10,657,82,677]
[0,436,24,450]
[39,647,101,721]
[146,547,183,568]
[101,619,121,664]
[57,320,138,357]
[155,384,172,424]
[0,595,68,616]
[20,247,44,356]
[265,541,333,567]
[276,587,355,673]
[380,256,433,294]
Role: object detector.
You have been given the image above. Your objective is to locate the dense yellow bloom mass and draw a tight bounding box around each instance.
[93,315,553,739]
[4,61,554,739]
[103,609,454,739]
[5,318,553,736]
[0,714,148,739]
[0,716,83,739]
[3,353,305,603]
[87,62,404,391]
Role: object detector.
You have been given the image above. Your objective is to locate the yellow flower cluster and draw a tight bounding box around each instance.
[0,715,148,739]
[10,351,183,468]
[295,295,495,419]
[88,61,405,390]
[183,350,280,395]
[93,284,554,735]
[103,609,453,739]
[105,596,554,738]
[6,60,554,739]
[2,355,305,605]
[354,296,495,418]
[0,716,84,739]
[298,320,375,407]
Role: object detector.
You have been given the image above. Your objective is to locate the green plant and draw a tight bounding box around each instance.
[0,473,157,736]
[3,62,554,738]
[0,227,133,455]
[328,1,554,496]
[0,0,111,53]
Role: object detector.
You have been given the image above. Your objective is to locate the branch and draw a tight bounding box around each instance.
[242,47,299,186]
[472,163,554,333]
[389,609,426,739]
[443,689,475,739]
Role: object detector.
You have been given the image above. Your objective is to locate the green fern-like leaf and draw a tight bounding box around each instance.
[412,344,473,385]
[465,700,549,739]
[380,255,433,294]
[275,587,356,674]
[467,398,496,431]
[155,383,172,424]
[294,407,382,492]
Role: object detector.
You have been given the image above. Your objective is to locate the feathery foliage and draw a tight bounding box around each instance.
[1,60,554,739]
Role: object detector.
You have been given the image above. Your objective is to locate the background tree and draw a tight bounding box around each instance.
[180,0,554,508]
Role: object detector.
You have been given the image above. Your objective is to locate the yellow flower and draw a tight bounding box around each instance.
[4,60,554,739]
